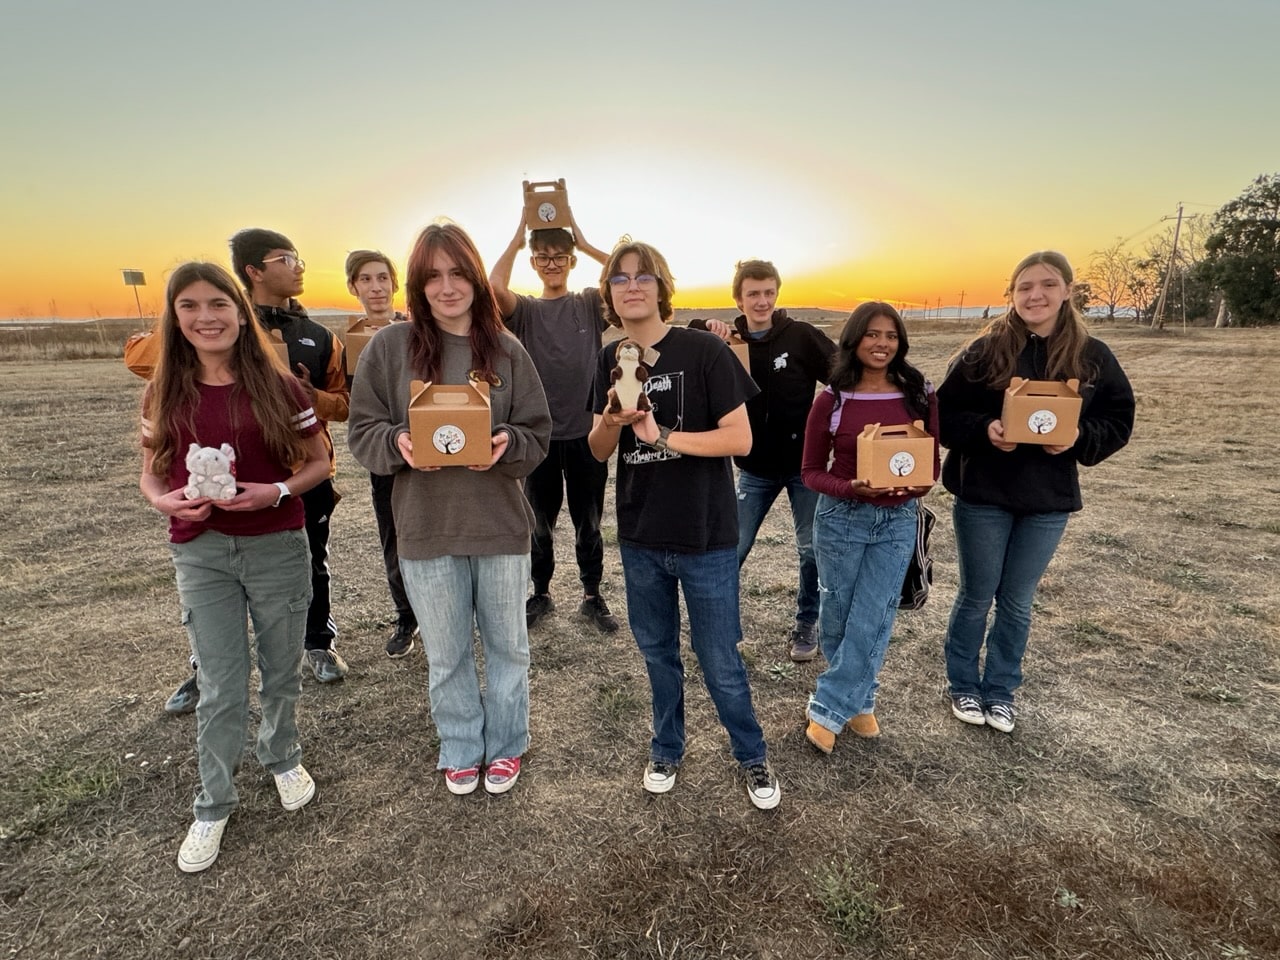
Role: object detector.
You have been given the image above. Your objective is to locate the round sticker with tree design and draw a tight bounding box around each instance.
[888,451,916,478]
[537,202,558,223]
[1027,409,1058,435]
[432,424,467,455]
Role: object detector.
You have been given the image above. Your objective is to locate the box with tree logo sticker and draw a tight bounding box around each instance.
[407,380,493,467]
[1001,377,1081,445]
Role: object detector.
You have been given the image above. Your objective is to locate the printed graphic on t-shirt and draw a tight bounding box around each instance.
[623,371,684,466]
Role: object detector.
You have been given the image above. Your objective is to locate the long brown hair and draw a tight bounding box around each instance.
[404,223,505,382]
[829,302,930,420]
[143,261,308,476]
[955,251,1094,387]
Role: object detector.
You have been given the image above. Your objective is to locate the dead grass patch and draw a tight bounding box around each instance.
[1,327,1278,958]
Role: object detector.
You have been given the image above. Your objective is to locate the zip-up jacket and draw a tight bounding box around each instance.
[256,299,349,475]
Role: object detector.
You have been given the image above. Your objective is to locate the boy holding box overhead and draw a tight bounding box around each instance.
[490,204,619,634]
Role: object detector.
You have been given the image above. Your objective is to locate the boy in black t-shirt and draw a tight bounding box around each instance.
[588,241,780,810]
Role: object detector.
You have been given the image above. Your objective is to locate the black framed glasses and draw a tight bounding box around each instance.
[532,254,572,267]
[262,254,305,270]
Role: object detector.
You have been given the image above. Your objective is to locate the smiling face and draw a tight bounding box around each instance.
[736,277,778,331]
[1012,262,1070,335]
[423,249,475,329]
[175,280,245,359]
[530,239,576,294]
[349,259,396,319]
[856,314,900,372]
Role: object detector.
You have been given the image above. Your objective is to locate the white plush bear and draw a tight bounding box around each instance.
[183,443,237,501]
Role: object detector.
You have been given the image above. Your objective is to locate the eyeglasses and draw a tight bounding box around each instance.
[532,254,572,267]
[262,254,305,270]
[608,273,657,289]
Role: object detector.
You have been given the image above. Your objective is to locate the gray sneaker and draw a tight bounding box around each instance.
[787,623,819,662]
[305,648,349,683]
[164,674,199,714]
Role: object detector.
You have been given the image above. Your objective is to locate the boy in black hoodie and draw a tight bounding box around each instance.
[691,260,834,661]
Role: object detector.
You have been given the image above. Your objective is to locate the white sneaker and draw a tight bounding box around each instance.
[745,763,781,810]
[643,760,677,794]
[177,817,228,873]
[274,764,316,811]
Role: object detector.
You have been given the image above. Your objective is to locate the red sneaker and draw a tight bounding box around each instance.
[484,757,521,794]
[443,766,480,795]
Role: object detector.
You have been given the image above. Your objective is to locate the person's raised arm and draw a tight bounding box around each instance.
[489,215,526,319]
[569,208,608,267]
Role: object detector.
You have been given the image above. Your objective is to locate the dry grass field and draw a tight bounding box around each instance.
[1,324,1277,959]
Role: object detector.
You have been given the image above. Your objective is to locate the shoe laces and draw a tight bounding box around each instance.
[487,757,519,781]
[276,767,306,787]
[189,819,222,841]
[649,761,675,777]
[956,695,982,712]
[446,767,479,783]
[987,702,1013,720]
[746,763,775,791]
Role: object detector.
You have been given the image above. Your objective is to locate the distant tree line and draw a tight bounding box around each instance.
[1082,173,1280,328]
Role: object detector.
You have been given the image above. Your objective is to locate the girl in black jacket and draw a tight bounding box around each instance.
[937,251,1134,733]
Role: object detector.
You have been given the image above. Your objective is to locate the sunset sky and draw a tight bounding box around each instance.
[2,1,1276,319]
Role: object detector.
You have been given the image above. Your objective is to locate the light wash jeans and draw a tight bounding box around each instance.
[809,496,917,735]
[170,528,311,821]
[944,498,1069,705]
[736,469,820,627]
[400,554,530,769]
[619,544,767,768]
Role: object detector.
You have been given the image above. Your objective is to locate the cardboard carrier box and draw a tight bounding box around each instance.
[726,333,751,371]
[344,315,387,375]
[1001,377,1081,445]
[523,179,571,232]
[407,380,493,467]
[856,421,935,489]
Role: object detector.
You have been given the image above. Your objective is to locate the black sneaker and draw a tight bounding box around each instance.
[385,624,417,659]
[984,702,1015,734]
[744,762,781,810]
[788,623,819,662]
[951,695,986,726]
[526,593,554,628]
[164,674,199,714]
[579,595,620,633]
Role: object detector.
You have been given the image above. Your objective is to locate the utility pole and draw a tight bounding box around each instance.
[958,290,965,321]
[1151,203,1183,330]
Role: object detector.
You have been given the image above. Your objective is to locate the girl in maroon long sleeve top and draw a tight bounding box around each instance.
[799,303,938,753]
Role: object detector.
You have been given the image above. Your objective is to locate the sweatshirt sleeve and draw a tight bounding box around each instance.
[346,338,408,477]
[938,350,998,453]
[926,386,941,482]
[1073,342,1134,467]
[312,332,350,424]
[801,389,850,498]
[489,338,551,480]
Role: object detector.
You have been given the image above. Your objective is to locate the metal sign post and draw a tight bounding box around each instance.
[121,269,145,319]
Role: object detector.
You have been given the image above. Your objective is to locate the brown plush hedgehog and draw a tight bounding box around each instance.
[607,339,652,413]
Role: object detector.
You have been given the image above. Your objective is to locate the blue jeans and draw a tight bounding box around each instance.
[170,529,311,821]
[619,544,767,768]
[736,469,820,626]
[944,498,1069,705]
[400,554,530,769]
[809,496,917,734]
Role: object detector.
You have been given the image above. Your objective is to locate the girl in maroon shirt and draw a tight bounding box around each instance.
[800,302,939,754]
[139,262,330,873]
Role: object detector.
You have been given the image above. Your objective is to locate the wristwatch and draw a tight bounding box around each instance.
[272,481,292,507]
[653,425,673,451]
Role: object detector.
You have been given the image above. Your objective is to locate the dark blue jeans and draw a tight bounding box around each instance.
[619,544,767,768]
[944,498,1069,705]
[736,469,820,626]
[370,472,415,630]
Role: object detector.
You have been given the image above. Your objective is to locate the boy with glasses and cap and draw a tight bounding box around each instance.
[489,209,620,635]
[231,228,350,684]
